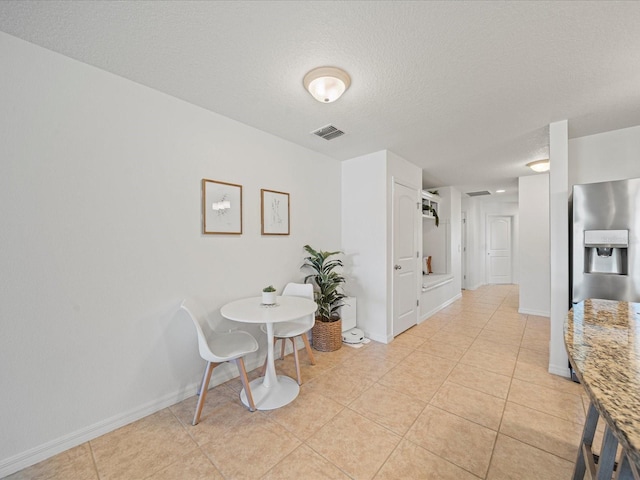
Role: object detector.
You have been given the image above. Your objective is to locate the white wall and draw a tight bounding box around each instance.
[0,32,341,475]
[461,196,482,289]
[341,151,387,342]
[569,124,640,186]
[549,120,570,378]
[341,150,421,343]
[518,174,550,316]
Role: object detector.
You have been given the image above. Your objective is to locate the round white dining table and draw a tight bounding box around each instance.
[220,295,317,410]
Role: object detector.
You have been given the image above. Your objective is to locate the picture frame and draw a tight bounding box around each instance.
[261,189,290,235]
[202,178,242,234]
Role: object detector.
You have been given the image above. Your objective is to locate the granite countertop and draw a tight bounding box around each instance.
[565,299,640,466]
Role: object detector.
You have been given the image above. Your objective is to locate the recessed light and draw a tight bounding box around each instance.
[496,189,506,193]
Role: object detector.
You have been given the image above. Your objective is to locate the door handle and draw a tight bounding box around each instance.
[394,265,402,270]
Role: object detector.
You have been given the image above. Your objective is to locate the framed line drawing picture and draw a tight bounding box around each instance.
[261,189,290,235]
[202,178,242,234]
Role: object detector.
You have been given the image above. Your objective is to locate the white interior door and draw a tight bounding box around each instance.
[393,181,419,336]
[486,215,512,284]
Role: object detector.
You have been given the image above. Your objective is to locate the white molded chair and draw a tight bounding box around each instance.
[261,283,316,385]
[181,299,259,425]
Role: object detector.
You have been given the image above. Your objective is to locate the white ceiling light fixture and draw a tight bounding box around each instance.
[303,66,351,103]
[496,189,506,193]
[526,159,550,172]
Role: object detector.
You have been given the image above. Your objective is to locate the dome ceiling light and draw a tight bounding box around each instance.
[526,159,550,172]
[303,66,351,103]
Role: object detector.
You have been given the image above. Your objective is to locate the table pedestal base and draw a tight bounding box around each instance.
[240,375,300,410]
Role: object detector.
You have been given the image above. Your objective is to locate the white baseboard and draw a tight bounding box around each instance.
[366,331,391,344]
[419,292,463,323]
[0,356,265,478]
[548,362,571,378]
[518,308,550,317]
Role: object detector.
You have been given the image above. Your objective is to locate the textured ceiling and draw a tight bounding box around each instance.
[1,1,640,196]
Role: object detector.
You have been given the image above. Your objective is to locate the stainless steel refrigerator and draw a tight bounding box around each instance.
[572,177,640,304]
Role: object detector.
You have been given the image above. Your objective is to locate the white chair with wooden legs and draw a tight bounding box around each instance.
[181,299,259,425]
[260,283,316,385]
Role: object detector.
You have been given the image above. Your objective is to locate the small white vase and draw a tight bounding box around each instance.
[262,291,276,305]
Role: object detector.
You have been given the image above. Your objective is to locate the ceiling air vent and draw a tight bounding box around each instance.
[311,124,345,140]
[466,190,492,197]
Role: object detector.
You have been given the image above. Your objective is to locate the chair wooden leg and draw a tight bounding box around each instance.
[235,357,256,412]
[193,362,217,425]
[280,338,286,360]
[291,337,302,385]
[301,333,316,365]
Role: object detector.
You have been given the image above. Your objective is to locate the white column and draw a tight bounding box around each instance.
[548,120,570,377]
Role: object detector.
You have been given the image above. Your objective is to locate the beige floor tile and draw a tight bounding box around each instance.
[496,304,519,314]
[374,439,480,480]
[305,363,376,405]
[342,352,399,381]
[405,406,496,477]
[483,319,526,335]
[459,348,517,377]
[356,342,413,364]
[429,330,477,349]
[475,295,505,305]
[349,383,426,435]
[487,434,575,480]
[476,328,523,347]
[4,443,98,480]
[390,332,427,349]
[268,348,340,384]
[200,415,300,479]
[378,362,447,402]
[311,344,360,367]
[262,444,351,479]
[90,409,198,480]
[170,394,260,447]
[514,349,584,396]
[488,311,527,323]
[145,449,223,480]
[266,388,344,439]
[508,378,586,424]
[526,314,550,327]
[430,381,506,430]
[468,338,520,358]
[398,349,458,374]
[520,330,550,352]
[441,323,483,337]
[169,383,238,423]
[500,402,583,461]
[406,320,444,338]
[417,339,468,361]
[306,409,401,480]
[447,363,512,399]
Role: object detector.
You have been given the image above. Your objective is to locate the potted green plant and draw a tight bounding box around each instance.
[302,244,346,351]
[262,285,277,305]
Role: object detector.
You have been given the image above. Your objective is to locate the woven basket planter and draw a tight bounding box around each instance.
[311,317,342,352]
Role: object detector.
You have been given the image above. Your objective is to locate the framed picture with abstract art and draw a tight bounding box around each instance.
[261,189,290,235]
[202,178,242,234]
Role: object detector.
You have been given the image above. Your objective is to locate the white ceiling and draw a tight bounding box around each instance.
[2,1,640,196]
